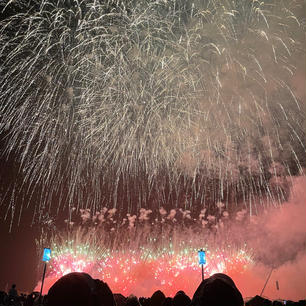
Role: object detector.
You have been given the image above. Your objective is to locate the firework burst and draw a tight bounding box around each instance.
[0,0,305,223]
[46,242,252,297]
[38,217,253,297]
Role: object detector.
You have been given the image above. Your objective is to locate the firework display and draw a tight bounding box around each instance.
[0,0,305,222]
[46,240,252,297]
[37,208,254,296]
[0,0,305,301]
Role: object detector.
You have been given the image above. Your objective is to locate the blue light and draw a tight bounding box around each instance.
[42,248,51,262]
[198,249,206,265]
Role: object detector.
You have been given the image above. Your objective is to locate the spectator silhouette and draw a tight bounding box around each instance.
[114,293,126,306]
[246,295,272,306]
[0,291,8,305]
[46,272,115,306]
[24,293,36,306]
[8,285,18,299]
[162,297,173,306]
[150,290,166,306]
[191,273,243,306]
[173,291,191,306]
[8,284,19,306]
[126,294,141,306]
[139,297,151,306]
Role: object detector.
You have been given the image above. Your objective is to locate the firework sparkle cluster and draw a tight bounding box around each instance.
[36,207,254,296]
[46,240,252,296]
[0,0,305,225]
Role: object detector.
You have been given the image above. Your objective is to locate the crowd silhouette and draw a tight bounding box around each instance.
[0,273,305,306]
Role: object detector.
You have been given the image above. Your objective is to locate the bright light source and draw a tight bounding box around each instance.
[198,249,206,265]
[43,248,51,262]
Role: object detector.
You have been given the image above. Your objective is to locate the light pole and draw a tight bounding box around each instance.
[198,249,206,281]
[39,248,51,304]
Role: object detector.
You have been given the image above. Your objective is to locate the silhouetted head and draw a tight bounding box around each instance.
[46,272,115,306]
[12,284,16,289]
[245,295,272,306]
[126,294,140,306]
[173,291,191,306]
[151,290,166,306]
[191,273,243,306]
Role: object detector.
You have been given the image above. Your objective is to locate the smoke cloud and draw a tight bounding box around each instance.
[234,176,306,300]
[34,177,306,300]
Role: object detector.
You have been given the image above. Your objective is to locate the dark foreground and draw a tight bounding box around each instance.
[1,273,305,306]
